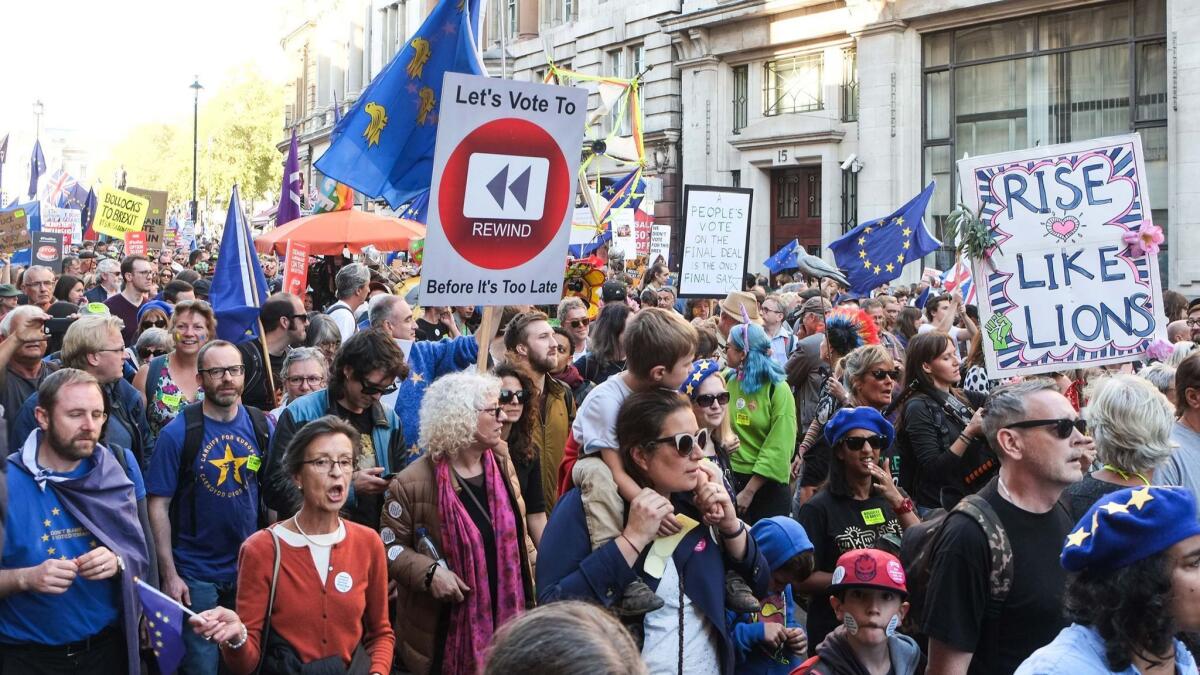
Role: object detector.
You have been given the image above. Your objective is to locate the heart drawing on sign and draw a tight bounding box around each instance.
[1044,215,1081,242]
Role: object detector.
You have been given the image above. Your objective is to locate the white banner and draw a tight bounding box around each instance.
[678,186,752,298]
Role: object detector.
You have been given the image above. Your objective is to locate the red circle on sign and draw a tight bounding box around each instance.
[36,246,56,261]
[439,118,570,270]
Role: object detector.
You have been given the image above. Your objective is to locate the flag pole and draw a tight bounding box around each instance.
[257,318,279,408]
[475,306,501,373]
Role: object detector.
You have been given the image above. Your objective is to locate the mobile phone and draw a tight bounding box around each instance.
[382,472,397,481]
[44,317,76,335]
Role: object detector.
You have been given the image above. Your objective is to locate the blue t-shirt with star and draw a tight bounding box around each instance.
[146,407,264,583]
[0,457,122,645]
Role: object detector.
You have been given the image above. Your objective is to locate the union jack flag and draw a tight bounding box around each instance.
[940,261,976,305]
[42,169,77,207]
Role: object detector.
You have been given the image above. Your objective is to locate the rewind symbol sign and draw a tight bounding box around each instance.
[464,153,549,221]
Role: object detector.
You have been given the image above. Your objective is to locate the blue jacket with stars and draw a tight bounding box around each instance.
[383,336,478,463]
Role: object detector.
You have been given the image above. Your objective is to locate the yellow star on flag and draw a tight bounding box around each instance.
[865,226,873,234]
[47,547,56,556]
[41,534,49,542]
[410,373,424,383]
[897,253,905,263]
[885,263,895,273]
[902,227,912,237]
[859,250,867,259]
[896,216,905,226]
[858,237,866,246]
[873,265,882,274]
[1101,501,1130,515]
[209,444,249,486]
[1065,527,1091,547]
[862,260,872,270]
[691,371,703,382]
[50,508,60,516]
[902,241,910,250]
[876,220,885,227]
[1127,487,1154,510]
[43,519,51,528]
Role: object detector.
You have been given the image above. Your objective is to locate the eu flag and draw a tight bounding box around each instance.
[399,188,430,223]
[28,140,45,199]
[828,182,941,295]
[313,0,485,209]
[136,578,187,675]
[764,238,800,274]
[211,185,268,343]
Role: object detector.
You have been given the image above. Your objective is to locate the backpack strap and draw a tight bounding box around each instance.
[951,493,1014,612]
[171,403,207,545]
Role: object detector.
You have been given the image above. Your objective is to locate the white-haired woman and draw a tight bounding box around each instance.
[381,371,536,675]
[1139,362,1177,406]
[1060,374,1175,521]
[270,347,329,418]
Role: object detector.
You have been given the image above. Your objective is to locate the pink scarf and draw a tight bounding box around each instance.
[436,450,526,675]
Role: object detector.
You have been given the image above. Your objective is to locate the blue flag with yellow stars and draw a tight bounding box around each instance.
[763,238,800,274]
[136,578,187,674]
[828,181,941,294]
[313,0,485,210]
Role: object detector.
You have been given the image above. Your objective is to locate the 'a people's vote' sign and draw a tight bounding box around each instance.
[420,72,587,306]
[957,133,1166,378]
[678,186,752,298]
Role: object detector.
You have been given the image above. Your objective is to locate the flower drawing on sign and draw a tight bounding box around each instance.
[1122,222,1163,258]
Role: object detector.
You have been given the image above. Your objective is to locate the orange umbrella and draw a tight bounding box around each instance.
[254,210,426,255]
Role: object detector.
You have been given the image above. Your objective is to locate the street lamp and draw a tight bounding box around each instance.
[32,100,43,141]
[189,77,203,223]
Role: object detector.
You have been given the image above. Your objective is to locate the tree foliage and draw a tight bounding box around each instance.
[98,66,284,216]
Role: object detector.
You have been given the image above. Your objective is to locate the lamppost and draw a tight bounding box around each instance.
[32,100,43,141]
[189,77,203,223]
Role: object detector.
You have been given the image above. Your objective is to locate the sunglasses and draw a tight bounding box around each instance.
[869,369,901,381]
[842,434,889,451]
[566,318,590,329]
[1004,418,1087,439]
[359,379,397,396]
[141,319,168,330]
[695,392,731,408]
[499,388,529,405]
[648,428,709,456]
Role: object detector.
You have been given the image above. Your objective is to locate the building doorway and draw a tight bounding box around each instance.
[770,166,821,253]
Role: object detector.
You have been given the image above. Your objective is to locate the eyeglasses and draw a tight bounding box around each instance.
[23,280,52,288]
[301,457,354,474]
[286,375,325,386]
[695,392,731,408]
[95,347,126,355]
[648,429,709,456]
[1188,319,1200,327]
[198,365,246,379]
[477,406,506,420]
[869,369,901,381]
[499,388,529,405]
[359,379,397,396]
[141,319,168,330]
[1004,418,1087,439]
[132,269,156,277]
[566,318,590,329]
[842,434,889,451]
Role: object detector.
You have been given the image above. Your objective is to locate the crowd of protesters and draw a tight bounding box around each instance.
[3,240,1200,675]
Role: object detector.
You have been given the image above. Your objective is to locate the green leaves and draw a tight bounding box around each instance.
[945,202,1000,262]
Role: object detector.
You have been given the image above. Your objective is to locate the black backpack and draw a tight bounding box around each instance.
[169,403,272,545]
[899,490,1013,640]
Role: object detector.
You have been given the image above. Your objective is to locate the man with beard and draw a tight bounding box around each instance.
[146,341,271,675]
[0,306,59,428]
[238,293,307,412]
[503,310,576,512]
[0,369,149,674]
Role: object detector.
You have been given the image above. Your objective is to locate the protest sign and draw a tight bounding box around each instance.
[179,220,196,249]
[93,187,148,238]
[125,231,147,257]
[634,210,652,257]
[282,240,310,296]
[957,133,1166,378]
[649,224,671,266]
[0,208,30,252]
[33,232,64,273]
[420,72,587,306]
[42,206,82,245]
[678,186,752,298]
[609,208,636,260]
[127,188,168,250]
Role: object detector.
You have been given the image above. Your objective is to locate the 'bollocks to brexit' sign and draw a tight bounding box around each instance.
[93,187,149,238]
[420,72,587,306]
[957,133,1166,378]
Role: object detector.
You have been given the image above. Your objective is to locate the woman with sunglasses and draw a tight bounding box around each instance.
[134,299,215,438]
[538,388,769,674]
[492,363,547,546]
[795,406,918,655]
[726,322,797,524]
[383,371,536,675]
[680,359,738,490]
[894,331,991,511]
[796,345,900,507]
[135,300,173,340]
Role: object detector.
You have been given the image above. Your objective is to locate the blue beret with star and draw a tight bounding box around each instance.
[1061,486,1200,572]
[679,359,722,399]
[823,406,894,449]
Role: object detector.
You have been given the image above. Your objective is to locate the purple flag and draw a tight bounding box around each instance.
[277,128,301,227]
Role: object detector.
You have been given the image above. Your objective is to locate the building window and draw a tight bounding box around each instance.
[542,0,574,26]
[841,47,858,123]
[764,52,824,116]
[731,170,741,188]
[507,0,518,36]
[920,0,1166,271]
[602,45,643,136]
[841,169,858,233]
[732,65,748,133]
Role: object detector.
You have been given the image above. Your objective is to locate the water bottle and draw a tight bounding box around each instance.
[416,526,448,569]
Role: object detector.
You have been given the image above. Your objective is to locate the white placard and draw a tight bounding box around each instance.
[678,186,752,298]
[649,224,671,266]
[420,72,588,306]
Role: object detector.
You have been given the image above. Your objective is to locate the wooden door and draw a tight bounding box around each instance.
[770,167,821,253]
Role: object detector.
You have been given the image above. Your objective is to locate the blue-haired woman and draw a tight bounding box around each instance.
[726,322,797,524]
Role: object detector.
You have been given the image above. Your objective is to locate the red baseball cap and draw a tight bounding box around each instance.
[829,549,907,597]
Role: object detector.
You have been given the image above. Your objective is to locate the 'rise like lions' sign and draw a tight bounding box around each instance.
[958,133,1166,378]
